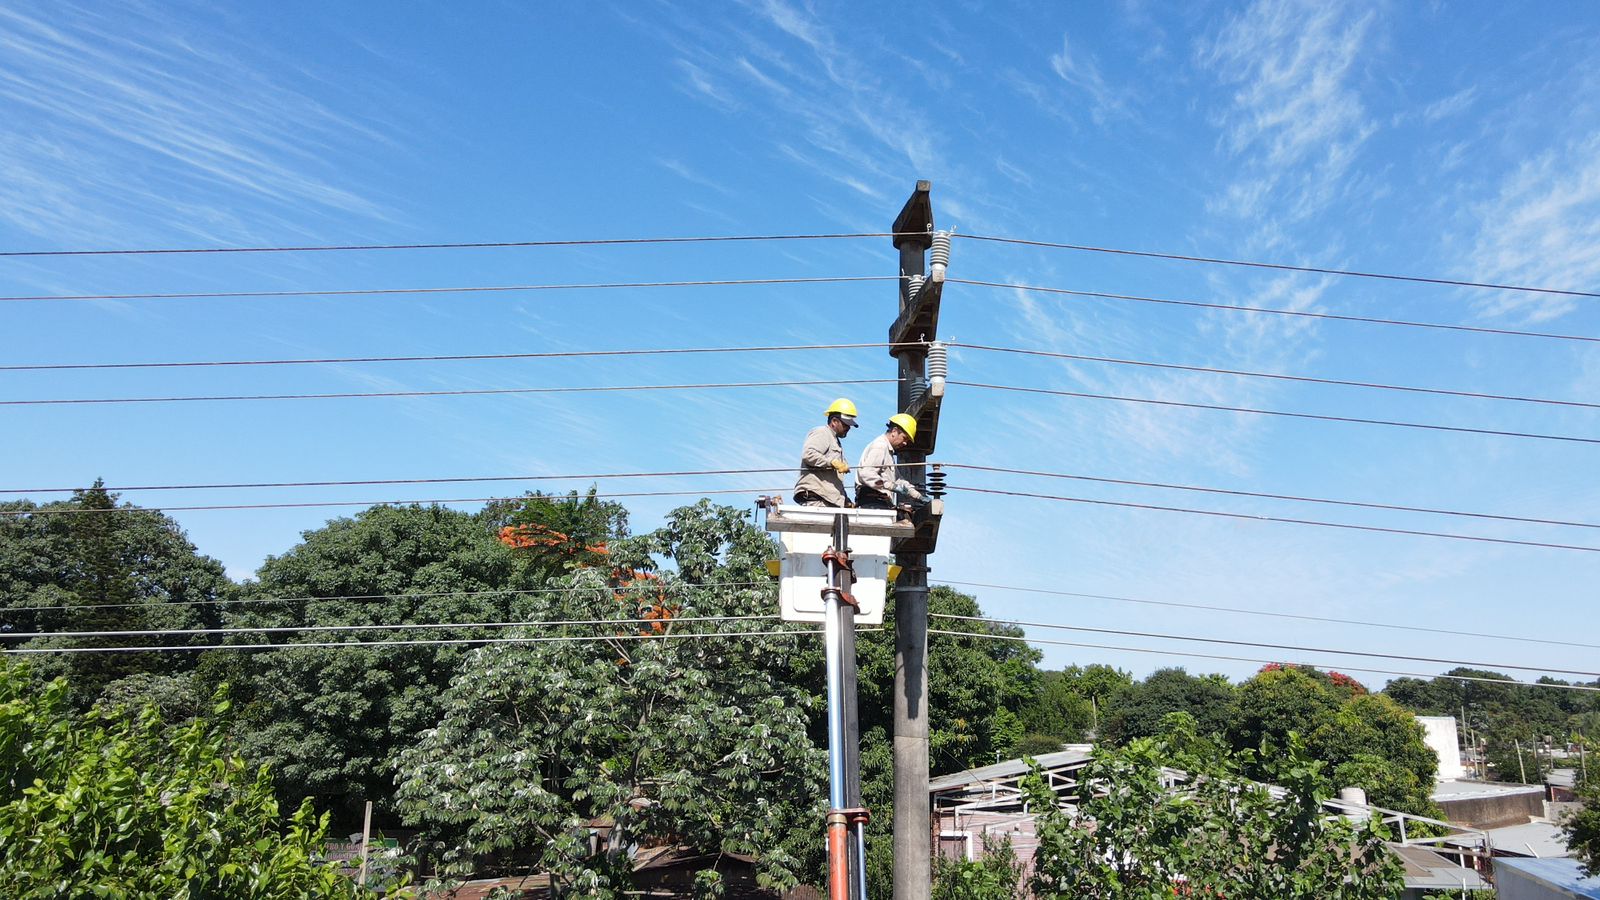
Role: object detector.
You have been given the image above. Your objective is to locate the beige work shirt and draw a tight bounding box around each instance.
[793,424,848,506]
[856,432,908,498]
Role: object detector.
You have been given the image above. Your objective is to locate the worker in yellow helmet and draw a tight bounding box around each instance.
[793,398,858,507]
[855,413,924,513]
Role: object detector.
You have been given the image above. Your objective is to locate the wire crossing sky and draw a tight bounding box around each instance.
[3,0,1598,682]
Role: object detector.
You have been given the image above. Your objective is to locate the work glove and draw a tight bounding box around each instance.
[902,484,924,502]
[831,459,850,474]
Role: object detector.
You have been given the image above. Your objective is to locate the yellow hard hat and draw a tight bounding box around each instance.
[825,398,859,425]
[888,413,917,441]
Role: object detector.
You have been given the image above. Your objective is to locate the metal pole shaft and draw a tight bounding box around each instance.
[823,518,850,900]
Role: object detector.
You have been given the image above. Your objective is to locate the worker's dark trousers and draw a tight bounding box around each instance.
[854,488,895,510]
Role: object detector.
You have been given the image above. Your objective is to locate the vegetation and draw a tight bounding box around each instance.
[1024,714,1404,899]
[19,482,1569,895]
[0,661,376,898]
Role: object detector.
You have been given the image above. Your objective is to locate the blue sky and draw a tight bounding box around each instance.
[3,0,1598,684]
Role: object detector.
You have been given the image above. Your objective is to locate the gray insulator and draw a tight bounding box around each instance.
[930,231,952,268]
[905,273,925,303]
[926,342,948,379]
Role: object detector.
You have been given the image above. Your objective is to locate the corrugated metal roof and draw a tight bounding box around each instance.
[1495,858,1600,898]
[928,747,1093,793]
[1390,845,1489,890]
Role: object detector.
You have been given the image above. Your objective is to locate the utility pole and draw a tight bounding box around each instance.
[890,181,947,900]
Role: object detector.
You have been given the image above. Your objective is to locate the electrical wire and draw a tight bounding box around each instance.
[940,464,1600,530]
[2,467,794,495]
[0,232,903,258]
[950,278,1600,344]
[0,275,901,304]
[1,582,778,614]
[0,343,901,373]
[3,627,842,655]
[927,629,1600,694]
[932,613,1600,677]
[0,486,784,517]
[6,461,1587,533]
[947,486,1600,553]
[0,614,777,641]
[953,380,1600,446]
[952,343,1600,410]
[958,234,1600,300]
[2,379,893,407]
[937,580,1600,651]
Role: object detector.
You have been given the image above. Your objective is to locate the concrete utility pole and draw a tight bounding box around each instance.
[889,181,946,900]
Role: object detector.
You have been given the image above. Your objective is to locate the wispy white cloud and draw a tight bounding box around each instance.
[1464,131,1600,323]
[0,2,396,247]
[1049,33,1131,124]
[1421,85,1477,123]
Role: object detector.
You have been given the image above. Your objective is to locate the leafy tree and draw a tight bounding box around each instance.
[1020,670,1094,743]
[1023,714,1404,899]
[1099,667,1238,744]
[220,497,627,822]
[0,661,375,898]
[0,483,233,705]
[931,836,1024,900]
[1566,765,1600,876]
[393,501,823,896]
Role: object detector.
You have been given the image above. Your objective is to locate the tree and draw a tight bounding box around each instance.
[931,836,1024,900]
[219,497,627,822]
[1566,765,1600,876]
[1099,667,1237,744]
[1231,667,1438,816]
[0,484,233,705]
[0,661,377,898]
[392,501,824,896]
[1023,714,1404,899]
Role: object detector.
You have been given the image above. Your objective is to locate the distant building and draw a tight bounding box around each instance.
[1418,715,1466,780]
[1495,858,1600,899]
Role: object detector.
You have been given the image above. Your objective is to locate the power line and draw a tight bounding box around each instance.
[942,463,1600,530]
[928,629,1600,694]
[3,627,841,655]
[954,343,1600,410]
[0,613,776,641]
[948,485,1600,553]
[0,343,900,373]
[938,580,1600,651]
[933,614,1600,678]
[0,275,900,304]
[1,581,778,614]
[954,380,1600,446]
[0,486,783,517]
[951,278,1600,344]
[0,232,902,258]
[2,466,794,495]
[2,378,893,408]
[959,234,1600,300]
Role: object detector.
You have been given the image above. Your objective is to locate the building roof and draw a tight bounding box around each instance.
[1390,845,1489,890]
[1485,820,1573,858]
[1432,778,1545,802]
[1495,858,1600,897]
[928,747,1093,793]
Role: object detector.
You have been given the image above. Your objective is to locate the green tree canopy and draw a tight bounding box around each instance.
[392,501,823,896]
[1099,667,1238,744]
[0,661,375,898]
[0,483,233,705]
[1024,714,1404,899]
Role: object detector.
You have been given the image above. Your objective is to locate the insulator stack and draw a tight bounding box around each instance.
[907,373,926,408]
[929,231,952,280]
[926,466,946,499]
[905,273,924,304]
[927,341,947,398]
